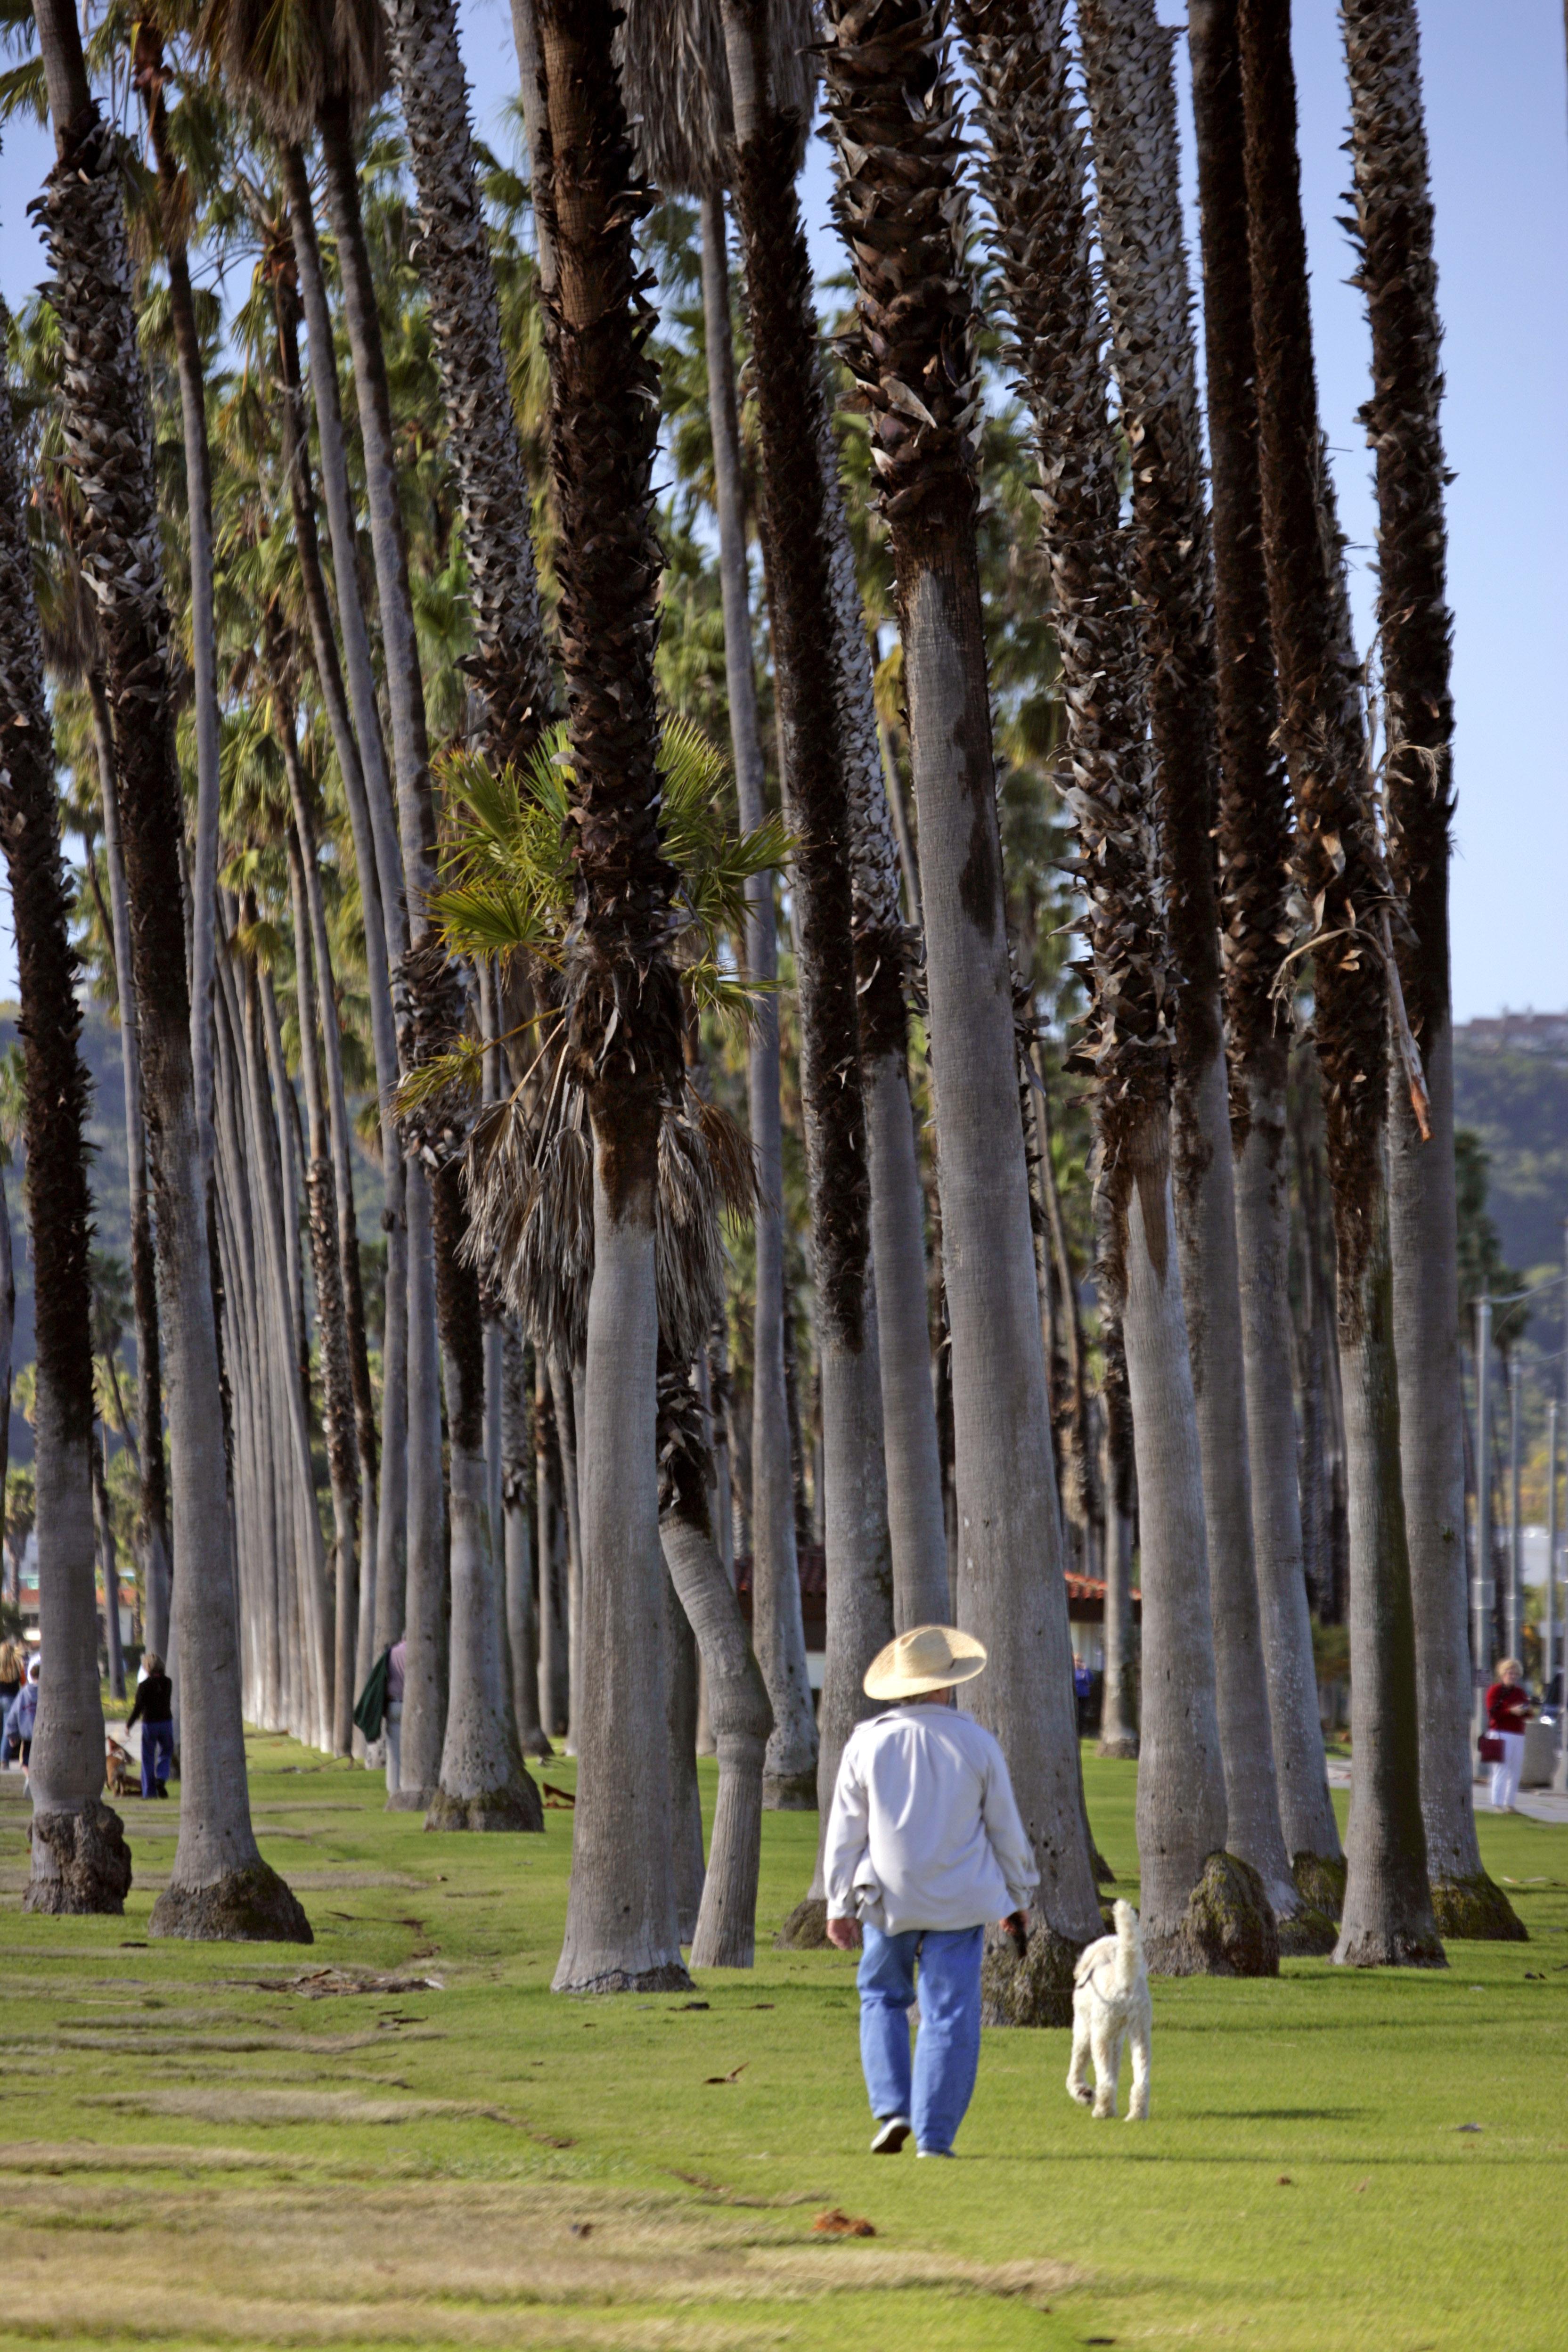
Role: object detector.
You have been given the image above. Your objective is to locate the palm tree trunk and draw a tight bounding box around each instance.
[93,1426,126,1702]
[1098,1315,1139,1756]
[659,1359,774,1968]
[550,1352,583,1751]
[1342,0,1519,1940]
[278,141,412,1718]
[717,1,894,1913]
[1188,0,1341,1877]
[535,0,691,1993]
[826,0,1102,1997]
[1079,0,1296,1923]
[0,317,130,1912]
[30,16,307,1938]
[535,1351,568,1740]
[696,184,817,1806]
[138,31,221,1195]
[664,1552,706,1943]
[1239,0,1442,1967]
[383,0,553,774]
[284,814,358,1756]
[91,668,171,1658]
[503,1323,547,1756]
[821,400,949,1633]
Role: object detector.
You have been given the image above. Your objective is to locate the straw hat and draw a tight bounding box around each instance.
[863,1624,988,1702]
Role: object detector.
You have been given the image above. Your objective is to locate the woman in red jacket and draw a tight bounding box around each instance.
[1485,1658,1532,1813]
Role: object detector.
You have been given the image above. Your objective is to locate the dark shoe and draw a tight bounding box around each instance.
[870,2115,911,2154]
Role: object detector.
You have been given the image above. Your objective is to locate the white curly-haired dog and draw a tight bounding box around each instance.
[1066,1900,1151,2121]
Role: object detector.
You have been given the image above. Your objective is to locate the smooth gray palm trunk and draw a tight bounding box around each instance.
[504,1323,547,1755]
[1175,1045,1296,1916]
[662,1506,774,1967]
[809,1296,895,1883]
[553,1152,690,1994]
[1119,1113,1230,1960]
[900,556,1102,1952]
[697,188,816,1805]
[1233,1071,1341,1860]
[862,1044,948,1629]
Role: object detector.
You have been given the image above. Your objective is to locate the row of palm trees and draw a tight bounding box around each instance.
[0,0,1519,1981]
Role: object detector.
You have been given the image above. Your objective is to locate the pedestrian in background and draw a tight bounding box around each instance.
[1485,1658,1532,1814]
[126,1650,174,1799]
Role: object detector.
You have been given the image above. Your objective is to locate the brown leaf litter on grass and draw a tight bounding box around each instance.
[0,2167,1081,2347]
[811,2207,875,2238]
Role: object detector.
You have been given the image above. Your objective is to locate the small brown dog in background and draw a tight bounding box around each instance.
[105,1737,136,1797]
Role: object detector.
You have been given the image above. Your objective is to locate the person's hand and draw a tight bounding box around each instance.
[826,1915,862,1951]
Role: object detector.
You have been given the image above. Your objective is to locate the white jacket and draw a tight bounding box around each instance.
[824,1702,1040,1935]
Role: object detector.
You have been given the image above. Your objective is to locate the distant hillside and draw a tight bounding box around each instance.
[0,997,385,1471]
[1453,1017,1568,1276]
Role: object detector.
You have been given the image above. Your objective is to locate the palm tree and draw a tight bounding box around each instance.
[528,0,690,1989]
[1238,0,1442,1968]
[0,298,131,1913]
[1187,0,1342,1882]
[616,0,819,1806]
[952,0,1232,1972]
[30,0,309,1937]
[713,0,895,1919]
[1341,0,1518,1941]
[822,0,1105,2001]
[1078,0,1297,1926]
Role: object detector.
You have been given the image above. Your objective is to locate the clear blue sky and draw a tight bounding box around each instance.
[0,0,1562,1024]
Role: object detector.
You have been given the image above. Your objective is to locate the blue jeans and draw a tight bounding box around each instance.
[857,1922,984,2156]
[140,1719,173,1797]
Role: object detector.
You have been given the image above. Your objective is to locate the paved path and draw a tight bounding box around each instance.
[1325,1756,1568,1823]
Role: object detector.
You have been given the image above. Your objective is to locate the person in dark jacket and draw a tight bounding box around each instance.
[4,1657,38,1775]
[127,1652,174,1799]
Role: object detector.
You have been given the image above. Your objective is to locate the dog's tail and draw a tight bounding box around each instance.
[1111,1899,1143,1990]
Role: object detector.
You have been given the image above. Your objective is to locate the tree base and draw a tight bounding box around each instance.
[1429,1871,1527,1942]
[1332,1921,1447,1968]
[1097,1733,1139,1761]
[774,1896,831,1950]
[150,1860,313,1944]
[425,1780,545,1833]
[1276,1903,1339,1957]
[386,1785,434,1812]
[763,1770,818,1811]
[1145,1852,1279,1978]
[980,1920,1081,2027]
[24,1800,132,1915]
[1292,1851,1347,1918]
[554,1961,694,1995]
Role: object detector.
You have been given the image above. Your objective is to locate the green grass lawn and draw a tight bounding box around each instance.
[1,1734,1564,2351]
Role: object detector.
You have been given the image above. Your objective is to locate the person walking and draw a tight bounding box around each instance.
[126,1651,174,1799]
[4,1656,39,1780]
[1484,1658,1532,1814]
[824,1624,1038,2159]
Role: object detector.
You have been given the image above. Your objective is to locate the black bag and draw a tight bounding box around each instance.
[353,1648,391,1742]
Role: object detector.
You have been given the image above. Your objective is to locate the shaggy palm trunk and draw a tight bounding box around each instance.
[825,0,1104,1997]
[536,0,690,1994]
[659,1365,774,1968]
[697,186,817,1806]
[823,406,949,1633]
[1188,0,1340,1875]
[383,0,554,775]
[0,324,129,1912]
[1343,0,1517,1939]
[276,152,409,1681]
[1240,0,1441,1967]
[92,671,171,1658]
[955,0,1233,1969]
[30,11,307,1938]
[285,817,358,1754]
[137,31,221,1194]
[718,0,894,1916]
[1080,0,1295,1921]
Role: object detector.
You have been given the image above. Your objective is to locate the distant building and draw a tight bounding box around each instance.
[1457,1011,1568,1059]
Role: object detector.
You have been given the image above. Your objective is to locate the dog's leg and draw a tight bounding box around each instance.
[1090,2017,1119,2120]
[1126,2009,1150,2122]
[1066,2001,1094,2106]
